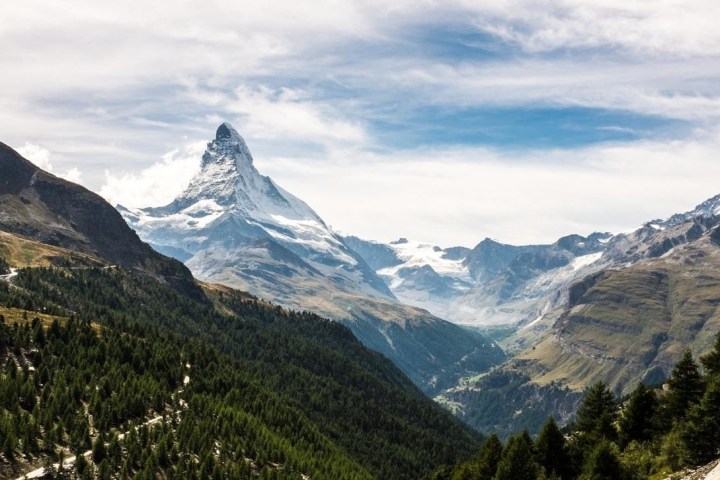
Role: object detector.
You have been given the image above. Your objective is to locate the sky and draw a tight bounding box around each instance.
[2,0,720,246]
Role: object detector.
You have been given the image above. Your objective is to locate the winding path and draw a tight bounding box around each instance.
[14,416,166,480]
[705,462,720,480]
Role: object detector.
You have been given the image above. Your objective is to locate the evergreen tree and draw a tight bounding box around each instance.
[665,349,704,421]
[580,441,625,480]
[618,383,658,446]
[475,434,503,480]
[452,433,503,480]
[701,334,720,378]
[493,432,539,480]
[574,382,618,443]
[681,376,720,465]
[535,417,572,479]
[92,435,107,463]
[0,256,9,275]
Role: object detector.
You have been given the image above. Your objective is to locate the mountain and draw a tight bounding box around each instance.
[342,191,720,436]
[344,232,612,329]
[438,199,720,436]
[120,124,503,392]
[0,143,484,479]
[0,141,193,290]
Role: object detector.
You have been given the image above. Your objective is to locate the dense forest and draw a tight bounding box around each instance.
[433,340,720,479]
[0,261,480,479]
[2,256,720,479]
[0,258,9,276]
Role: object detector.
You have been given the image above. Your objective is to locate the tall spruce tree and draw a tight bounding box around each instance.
[681,376,720,466]
[701,334,720,378]
[494,432,539,480]
[535,417,572,480]
[472,434,503,480]
[580,441,625,480]
[574,382,618,443]
[665,349,704,421]
[618,383,658,446]
[0,256,9,275]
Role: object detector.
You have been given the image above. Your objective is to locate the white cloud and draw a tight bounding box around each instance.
[62,167,83,184]
[15,142,84,184]
[463,0,720,56]
[3,0,720,247]
[389,57,720,122]
[15,142,52,171]
[188,85,367,146]
[256,131,720,246]
[99,141,205,208]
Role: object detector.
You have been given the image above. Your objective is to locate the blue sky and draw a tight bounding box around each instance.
[2,0,720,245]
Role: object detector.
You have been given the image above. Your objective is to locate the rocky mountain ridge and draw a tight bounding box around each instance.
[120,124,504,393]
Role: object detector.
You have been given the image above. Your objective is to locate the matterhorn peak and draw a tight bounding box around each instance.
[215,122,241,141]
[200,122,254,170]
[158,123,325,225]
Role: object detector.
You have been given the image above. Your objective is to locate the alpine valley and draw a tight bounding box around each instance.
[347,189,720,437]
[3,124,720,479]
[118,124,720,438]
[118,123,504,393]
[0,139,484,479]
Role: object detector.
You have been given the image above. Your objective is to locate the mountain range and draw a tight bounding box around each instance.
[5,122,720,443]
[433,201,720,435]
[118,124,504,393]
[0,139,487,480]
[113,124,720,436]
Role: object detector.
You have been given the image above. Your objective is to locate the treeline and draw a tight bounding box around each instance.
[0,265,480,479]
[432,341,720,480]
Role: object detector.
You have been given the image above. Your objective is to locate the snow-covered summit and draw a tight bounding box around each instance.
[660,193,720,228]
[120,123,391,298]
[167,123,323,226]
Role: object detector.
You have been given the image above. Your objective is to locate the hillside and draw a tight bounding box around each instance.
[439,220,720,436]
[0,142,193,292]
[119,124,504,393]
[0,255,481,479]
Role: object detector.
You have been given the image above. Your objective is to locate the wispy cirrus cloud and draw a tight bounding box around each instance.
[2,0,720,244]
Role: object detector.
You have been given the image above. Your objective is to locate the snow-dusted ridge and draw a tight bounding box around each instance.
[120,123,392,300]
[378,239,470,281]
[119,124,506,393]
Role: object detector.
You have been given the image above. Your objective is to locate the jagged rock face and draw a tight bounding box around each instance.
[0,141,192,287]
[121,124,504,394]
[437,214,720,438]
[347,233,612,327]
[121,123,392,300]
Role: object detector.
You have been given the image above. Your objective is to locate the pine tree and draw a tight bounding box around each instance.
[0,256,9,275]
[536,417,572,479]
[574,382,618,443]
[475,434,503,480]
[493,432,539,480]
[580,441,625,480]
[452,434,503,480]
[681,376,720,465]
[618,383,658,446]
[92,435,107,463]
[665,349,704,421]
[701,334,720,378]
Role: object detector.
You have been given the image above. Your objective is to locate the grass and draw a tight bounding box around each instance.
[508,238,720,396]
[0,306,67,327]
[0,230,103,268]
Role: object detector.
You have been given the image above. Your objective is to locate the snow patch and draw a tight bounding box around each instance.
[571,252,603,271]
[380,240,470,280]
